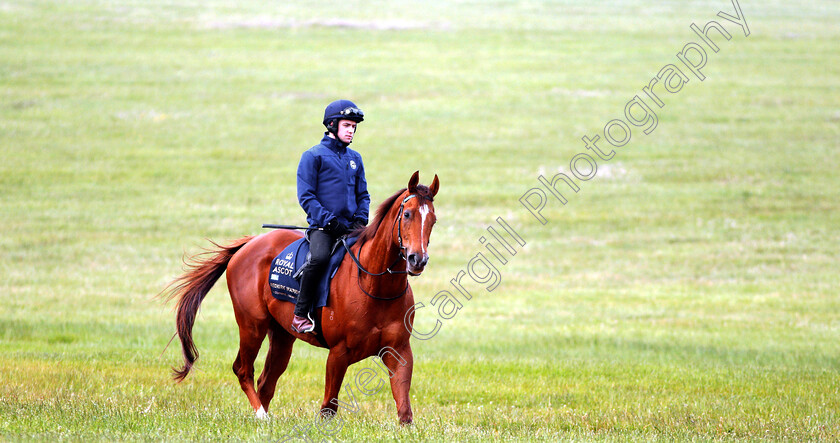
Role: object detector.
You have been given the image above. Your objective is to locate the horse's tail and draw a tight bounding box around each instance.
[162,236,255,382]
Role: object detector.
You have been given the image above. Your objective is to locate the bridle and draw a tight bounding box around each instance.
[344,193,425,300]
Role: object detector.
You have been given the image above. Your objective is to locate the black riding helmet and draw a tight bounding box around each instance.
[323,99,364,136]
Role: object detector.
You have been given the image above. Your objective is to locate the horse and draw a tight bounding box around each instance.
[163,171,439,424]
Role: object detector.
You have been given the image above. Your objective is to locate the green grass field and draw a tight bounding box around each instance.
[2,0,839,440]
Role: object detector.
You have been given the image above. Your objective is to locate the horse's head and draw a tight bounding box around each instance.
[396,171,439,275]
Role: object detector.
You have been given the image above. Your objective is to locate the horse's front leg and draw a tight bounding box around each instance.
[384,343,414,425]
[320,345,351,417]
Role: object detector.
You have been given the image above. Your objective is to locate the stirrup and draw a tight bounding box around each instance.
[292,313,315,334]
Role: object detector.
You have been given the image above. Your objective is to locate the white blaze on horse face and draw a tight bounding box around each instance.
[419,204,430,254]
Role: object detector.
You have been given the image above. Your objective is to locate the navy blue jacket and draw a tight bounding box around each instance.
[297,134,370,228]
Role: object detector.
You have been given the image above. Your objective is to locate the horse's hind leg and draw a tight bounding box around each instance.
[257,320,296,412]
[320,344,352,417]
[232,321,269,417]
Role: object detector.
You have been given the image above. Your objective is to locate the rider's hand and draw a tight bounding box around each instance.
[325,219,348,237]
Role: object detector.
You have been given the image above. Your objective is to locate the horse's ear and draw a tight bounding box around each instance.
[408,170,420,194]
[429,174,440,198]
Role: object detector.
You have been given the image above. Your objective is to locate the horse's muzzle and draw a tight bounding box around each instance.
[407,252,428,274]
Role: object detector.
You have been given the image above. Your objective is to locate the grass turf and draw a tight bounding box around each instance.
[1,0,839,440]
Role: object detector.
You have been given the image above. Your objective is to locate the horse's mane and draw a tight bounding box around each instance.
[354,184,434,245]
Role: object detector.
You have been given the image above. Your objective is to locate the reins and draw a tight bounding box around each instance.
[343,193,420,300]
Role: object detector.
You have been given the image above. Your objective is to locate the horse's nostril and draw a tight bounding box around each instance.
[407,253,427,268]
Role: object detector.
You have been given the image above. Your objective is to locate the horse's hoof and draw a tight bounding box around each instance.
[255,406,268,419]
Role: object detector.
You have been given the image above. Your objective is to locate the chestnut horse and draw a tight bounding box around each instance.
[164,171,438,424]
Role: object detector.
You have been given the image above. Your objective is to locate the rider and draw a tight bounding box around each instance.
[292,99,370,333]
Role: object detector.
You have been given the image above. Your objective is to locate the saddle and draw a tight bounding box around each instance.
[268,235,358,308]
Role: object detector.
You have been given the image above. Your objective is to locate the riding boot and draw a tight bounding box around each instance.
[295,268,320,318]
[292,267,320,333]
[292,229,333,333]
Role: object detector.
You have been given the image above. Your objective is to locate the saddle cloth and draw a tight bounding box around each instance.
[268,236,358,308]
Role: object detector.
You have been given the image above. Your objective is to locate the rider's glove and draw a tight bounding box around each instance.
[324,219,348,237]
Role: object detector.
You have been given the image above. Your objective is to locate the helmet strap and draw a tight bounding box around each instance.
[325,119,338,136]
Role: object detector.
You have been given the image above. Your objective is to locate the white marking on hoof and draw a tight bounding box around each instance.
[255,406,268,419]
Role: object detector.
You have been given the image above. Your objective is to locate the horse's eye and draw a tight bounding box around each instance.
[403,211,410,219]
